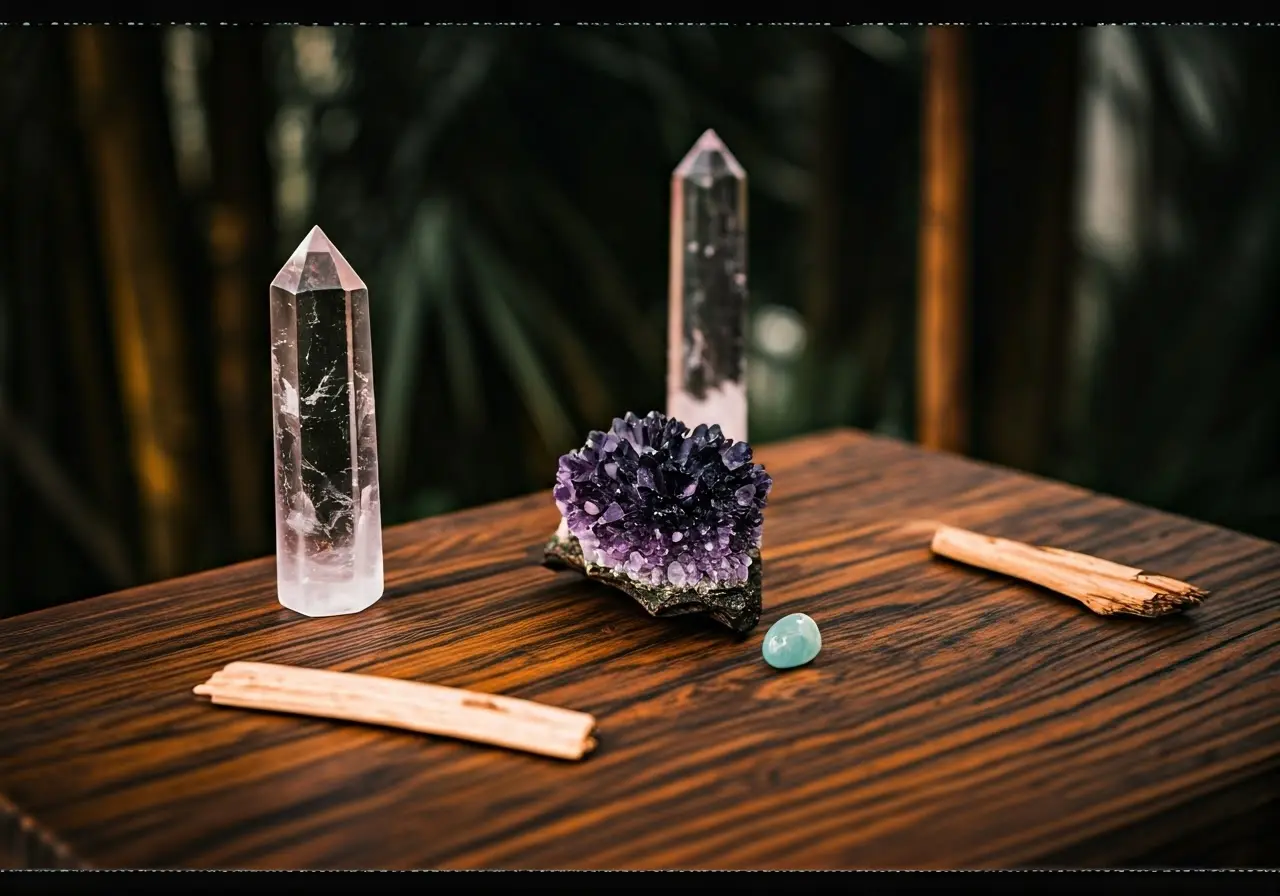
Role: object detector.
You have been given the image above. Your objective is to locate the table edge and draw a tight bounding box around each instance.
[1,791,88,869]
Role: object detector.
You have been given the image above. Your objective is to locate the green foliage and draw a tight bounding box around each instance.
[282,27,859,523]
[1061,28,1280,541]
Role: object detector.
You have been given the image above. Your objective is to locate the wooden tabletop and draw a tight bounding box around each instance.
[2,428,1279,869]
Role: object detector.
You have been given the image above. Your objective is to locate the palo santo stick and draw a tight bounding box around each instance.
[930,525,1208,618]
[194,662,597,761]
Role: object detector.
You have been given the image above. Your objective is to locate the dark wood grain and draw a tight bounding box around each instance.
[2,428,1279,869]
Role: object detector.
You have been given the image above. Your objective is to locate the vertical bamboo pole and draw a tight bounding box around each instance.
[981,30,1081,473]
[917,26,973,453]
[58,174,133,582]
[803,32,850,353]
[207,30,273,556]
[51,57,133,524]
[69,27,198,579]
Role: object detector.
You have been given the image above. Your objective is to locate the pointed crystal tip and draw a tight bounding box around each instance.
[272,225,367,295]
[674,128,746,181]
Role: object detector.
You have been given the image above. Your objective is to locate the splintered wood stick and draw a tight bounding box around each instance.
[193,662,598,761]
[930,525,1208,618]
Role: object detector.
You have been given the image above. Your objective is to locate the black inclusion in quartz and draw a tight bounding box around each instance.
[294,269,357,545]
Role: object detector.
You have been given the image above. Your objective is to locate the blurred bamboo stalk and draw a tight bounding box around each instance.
[805,35,911,430]
[803,32,851,357]
[57,173,128,531]
[917,26,972,453]
[69,27,199,579]
[207,31,272,555]
[979,30,1081,472]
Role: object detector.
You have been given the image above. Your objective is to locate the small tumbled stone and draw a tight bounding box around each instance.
[762,613,822,669]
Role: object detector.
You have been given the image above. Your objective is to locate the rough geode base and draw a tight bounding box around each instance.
[543,531,762,635]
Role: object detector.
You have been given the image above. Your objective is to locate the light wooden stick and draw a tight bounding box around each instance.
[193,662,597,761]
[930,525,1208,618]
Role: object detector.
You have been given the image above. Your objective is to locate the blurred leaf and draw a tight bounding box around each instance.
[406,486,459,519]
[1149,28,1241,154]
[668,27,720,67]
[555,28,811,205]
[378,198,446,492]
[434,239,485,434]
[470,219,613,428]
[556,29,693,157]
[525,173,662,376]
[391,31,504,190]
[462,234,576,454]
[839,26,920,73]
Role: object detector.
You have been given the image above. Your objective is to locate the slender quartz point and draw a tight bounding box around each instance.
[667,128,749,444]
[270,226,383,617]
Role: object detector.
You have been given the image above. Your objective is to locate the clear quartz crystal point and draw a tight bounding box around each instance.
[270,225,384,617]
[667,128,749,443]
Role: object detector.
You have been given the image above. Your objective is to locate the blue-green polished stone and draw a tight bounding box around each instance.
[762,612,822,669]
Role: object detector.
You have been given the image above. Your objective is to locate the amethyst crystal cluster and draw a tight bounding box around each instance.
[544,411,772,633]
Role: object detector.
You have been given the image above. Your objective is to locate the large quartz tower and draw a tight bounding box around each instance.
[270,226,384,617]
[667,128,749,444]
